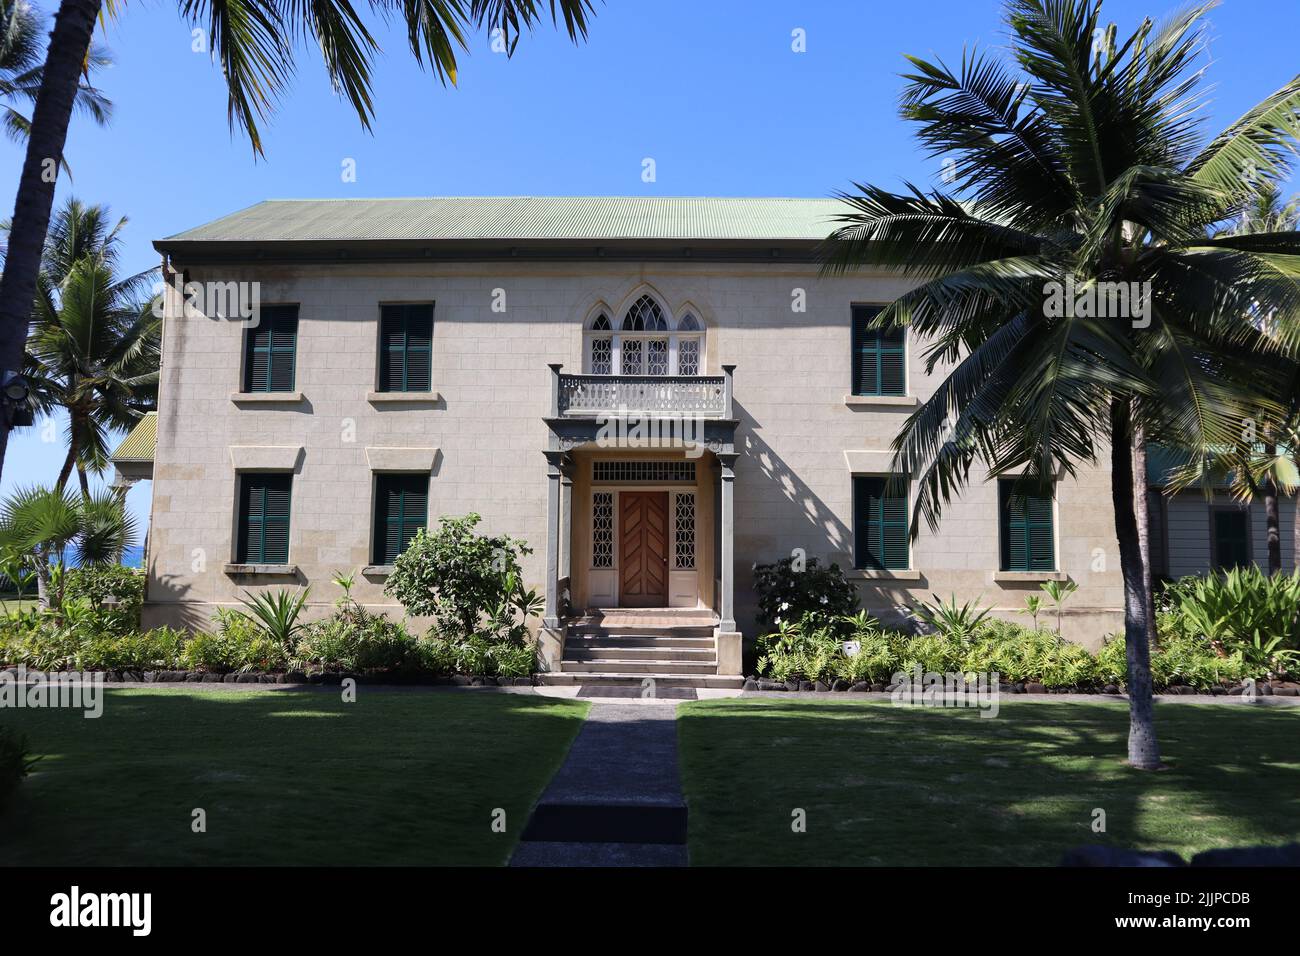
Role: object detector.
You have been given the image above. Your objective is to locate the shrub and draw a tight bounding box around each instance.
[752,556,858,630]
[182,610,288,673]
[0,726,37,813]
[755,613,846,683]
[385,514,532,639]
[77,627,187,671]
[894,632,963,675]
[913,593,992,646]
[1161,567,1300,656]
[236,588,310,653]
[294,605,423,673]
[63,565,144,637]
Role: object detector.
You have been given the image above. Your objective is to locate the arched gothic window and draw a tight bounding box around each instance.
[584,297,706,376]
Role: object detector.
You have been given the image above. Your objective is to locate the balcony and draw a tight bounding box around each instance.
[548,364,734,419]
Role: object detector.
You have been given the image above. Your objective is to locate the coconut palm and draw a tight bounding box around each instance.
[822,0,1300,769]
[0,485,136,607]
[1198,186,1300,575]
[0,0,597,479]
[23,200,159,494]
[0,0,110,158]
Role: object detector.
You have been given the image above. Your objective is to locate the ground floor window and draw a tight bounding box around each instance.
[237,473,292,564]
[372,473,429,565]
[999,479,1055,572]
[1211,507,1251,570]
[853,476,909,570]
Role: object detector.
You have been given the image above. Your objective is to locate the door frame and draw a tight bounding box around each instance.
[587,485,701,608]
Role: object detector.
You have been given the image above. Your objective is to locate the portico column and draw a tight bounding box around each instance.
[718,452,738,633]
[543,452,563,629]
[560,471,573,583]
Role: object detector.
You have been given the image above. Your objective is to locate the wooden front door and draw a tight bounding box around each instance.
[619,491,668,607]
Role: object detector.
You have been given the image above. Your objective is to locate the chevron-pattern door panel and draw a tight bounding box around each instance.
[619,491,668,607]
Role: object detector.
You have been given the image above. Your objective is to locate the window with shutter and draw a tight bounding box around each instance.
[378,304,434,392]
[1211,509,1250,570]
[243,306,299,392]
[237,473,292,564]
[852,306,904,395]
[851,305,905,396]
[999,480,1055,571]
[372,474,430,565]
[853,476,909,570]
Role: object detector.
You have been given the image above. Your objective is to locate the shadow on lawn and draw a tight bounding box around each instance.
[0,688,588,867]
[677,698,1300,866]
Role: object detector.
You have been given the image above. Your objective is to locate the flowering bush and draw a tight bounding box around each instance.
[752,555,858,629]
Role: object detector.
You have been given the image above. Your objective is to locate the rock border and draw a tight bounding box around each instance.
[0,667,539,687]
[741,677,1300,696]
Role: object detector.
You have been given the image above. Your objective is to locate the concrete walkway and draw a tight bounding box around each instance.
[510,700,688,867]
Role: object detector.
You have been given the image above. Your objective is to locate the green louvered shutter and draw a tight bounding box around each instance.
[244,306,298,392]
[1212,510,1250,569]
[378,304,433,392]
[854,477,909,570]
[851,306,905,396]
[1000,480,1055,571]
[238,473,292,564]
[373,474,430,564]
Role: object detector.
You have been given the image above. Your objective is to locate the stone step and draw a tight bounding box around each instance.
[564,646,717,663]
[565,634,715,650]
[538,673,746,689]
[567,625,717,640]
[560,659,719,675]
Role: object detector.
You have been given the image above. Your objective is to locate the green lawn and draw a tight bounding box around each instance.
[678,697,1300,866]
[0,688,588,866]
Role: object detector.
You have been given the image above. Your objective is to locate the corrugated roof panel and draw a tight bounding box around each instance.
[111,412,156,463]
[160,196,849,244]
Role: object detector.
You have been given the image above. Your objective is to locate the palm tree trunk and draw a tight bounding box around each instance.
[1111,398,1162,770]
[0,0,104,484]
[34,551,50,609]
[55,437,77,492]
[1263,443,1280,575]
[1132,416,1157,650]
[77,465,90,498]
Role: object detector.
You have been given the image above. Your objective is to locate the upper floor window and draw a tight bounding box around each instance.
[378,303,433,392]
[243,305,298,392]
[584,295,706,376]
[851,305,905,396]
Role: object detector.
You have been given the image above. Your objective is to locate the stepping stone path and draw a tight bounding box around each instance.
[510,699,688,866]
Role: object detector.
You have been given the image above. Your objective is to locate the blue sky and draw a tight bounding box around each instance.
[4,0,1299,526]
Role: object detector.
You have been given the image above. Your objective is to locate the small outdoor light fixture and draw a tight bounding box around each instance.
[1,370,27,403]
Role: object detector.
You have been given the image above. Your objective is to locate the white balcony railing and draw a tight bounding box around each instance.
[549,365,734,419]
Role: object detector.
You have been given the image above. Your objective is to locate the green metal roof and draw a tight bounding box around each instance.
[159,196,848,245]
[111,412,156,463]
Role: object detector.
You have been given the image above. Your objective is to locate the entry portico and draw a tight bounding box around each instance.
[539,363,742,677]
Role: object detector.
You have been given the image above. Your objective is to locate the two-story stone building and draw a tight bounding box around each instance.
[131,195,1250,686]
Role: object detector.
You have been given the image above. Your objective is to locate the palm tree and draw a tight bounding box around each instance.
[822,0,1300,769]
[0,0,110,159]
[23,199,159,494]
[1202,185,1300,575]
[0,0,597,480]
[0,485,136,608]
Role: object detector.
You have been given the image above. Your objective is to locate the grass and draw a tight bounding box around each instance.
[0,688,588,866]
[1,598,37,616]
[678,697,1300,866]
